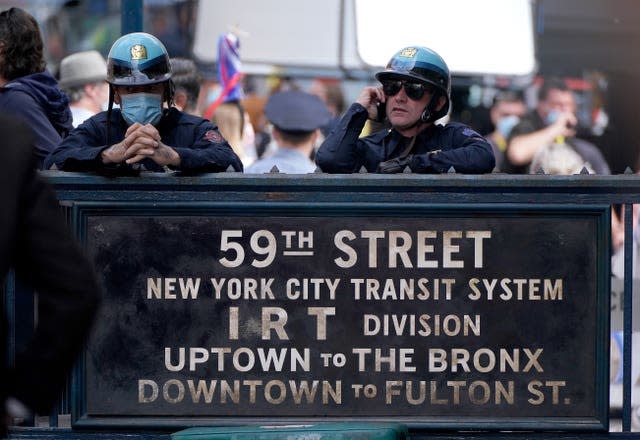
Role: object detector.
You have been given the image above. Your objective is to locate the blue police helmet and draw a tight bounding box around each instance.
[265,91,332,132]
[375,46,451,119]
[107,32,172,86]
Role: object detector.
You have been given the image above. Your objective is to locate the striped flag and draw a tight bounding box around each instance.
[204,33,244,120]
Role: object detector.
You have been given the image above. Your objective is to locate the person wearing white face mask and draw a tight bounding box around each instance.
[44,32,243,174]
[503,77,610,175]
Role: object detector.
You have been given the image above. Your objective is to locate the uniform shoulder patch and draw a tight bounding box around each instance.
[462,127,480,137]
[203,129,224,143]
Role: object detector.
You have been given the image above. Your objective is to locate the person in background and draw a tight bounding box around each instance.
[503,77,610,174]
[242,76,271,159]
[195,61,220,117]
[309,77,346,137]
[169,57,201,115]
[485,90,527,172]
[245,90,331,174]
[44,32,242,174]
[315,46,495,174]
[210,103,249,163]
[58,50,110,127]
[0,115,100,436]
[204,32,257,167]
[0,7,72,169]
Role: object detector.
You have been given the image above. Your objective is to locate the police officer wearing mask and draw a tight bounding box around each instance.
[315,46,495,174]
[245,90,331,174]
[45,32,243,173]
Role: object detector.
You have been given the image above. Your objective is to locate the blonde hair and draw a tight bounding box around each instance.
[211,103,244,159]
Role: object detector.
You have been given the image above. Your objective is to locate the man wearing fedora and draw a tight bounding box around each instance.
[58,50,110,127]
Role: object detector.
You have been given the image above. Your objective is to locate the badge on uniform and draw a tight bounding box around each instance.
[203,129,223,143]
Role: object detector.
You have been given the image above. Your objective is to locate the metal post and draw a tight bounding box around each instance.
[623,202,633,431]
[121,0,143,35]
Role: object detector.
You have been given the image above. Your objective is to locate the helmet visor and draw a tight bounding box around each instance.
[379,58,449,93]
[109,57,170,85]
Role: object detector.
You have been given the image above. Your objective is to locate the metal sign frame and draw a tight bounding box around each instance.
[69,200,610,431]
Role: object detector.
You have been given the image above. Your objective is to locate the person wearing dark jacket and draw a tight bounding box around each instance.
[45,32,242,174]
[0,7,73,169]
[0,115,100,436]
[315,46,495,174]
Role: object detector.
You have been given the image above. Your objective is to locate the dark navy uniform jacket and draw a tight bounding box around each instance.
[44,107,243,173]
[315,103,495,174]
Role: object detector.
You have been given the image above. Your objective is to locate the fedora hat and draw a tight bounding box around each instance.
[59,50,107,89]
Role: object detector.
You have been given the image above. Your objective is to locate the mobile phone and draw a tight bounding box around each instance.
[375,101,386,122]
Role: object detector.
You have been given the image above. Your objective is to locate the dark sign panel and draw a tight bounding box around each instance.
[75,205,609,430]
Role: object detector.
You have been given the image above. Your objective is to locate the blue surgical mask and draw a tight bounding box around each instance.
[120,92,163,125]
[496,115,520,138]
[545,109,560,126]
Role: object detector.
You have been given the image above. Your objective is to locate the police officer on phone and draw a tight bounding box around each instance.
[315,46,494,174]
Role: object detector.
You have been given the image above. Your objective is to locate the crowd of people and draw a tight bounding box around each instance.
[0,5,636,433]
[0,6,616,178]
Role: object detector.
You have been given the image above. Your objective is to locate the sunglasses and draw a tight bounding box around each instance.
[382,80,433,101]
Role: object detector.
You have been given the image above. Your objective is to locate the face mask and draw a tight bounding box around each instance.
[120,92,163,125]
[545,109,560,126]
[496,115,520,138]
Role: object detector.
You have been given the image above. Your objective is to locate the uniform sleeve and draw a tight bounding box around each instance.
[315,103,370,173]
[44,117,108,171]
[6,122,101,413]
[411,125,496,174]
[172,119,243,172]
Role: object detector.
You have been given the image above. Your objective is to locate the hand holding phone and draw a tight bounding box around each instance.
[355,86,385,121]
[375,101,387,122]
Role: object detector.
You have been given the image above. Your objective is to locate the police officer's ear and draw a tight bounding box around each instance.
[173,90,187,111]
[434,94,447,112]
[112,86,121,105]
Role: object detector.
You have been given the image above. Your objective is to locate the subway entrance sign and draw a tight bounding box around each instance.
[70,197,609,431]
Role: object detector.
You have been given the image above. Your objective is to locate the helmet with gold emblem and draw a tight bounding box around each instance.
[106,32,171,86]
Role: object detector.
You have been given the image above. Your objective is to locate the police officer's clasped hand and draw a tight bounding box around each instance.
[101,123,180,167]
[376,155,414,173]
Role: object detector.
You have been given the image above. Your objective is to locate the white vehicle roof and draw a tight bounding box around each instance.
[193,0,536,77]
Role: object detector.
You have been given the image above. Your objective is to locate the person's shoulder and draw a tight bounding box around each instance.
[571,136,600,151]
[244,159,274,174]
[168,108,211,126]
[0,84,37,106]
[439,121,484,137]
[0,115,35,168]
